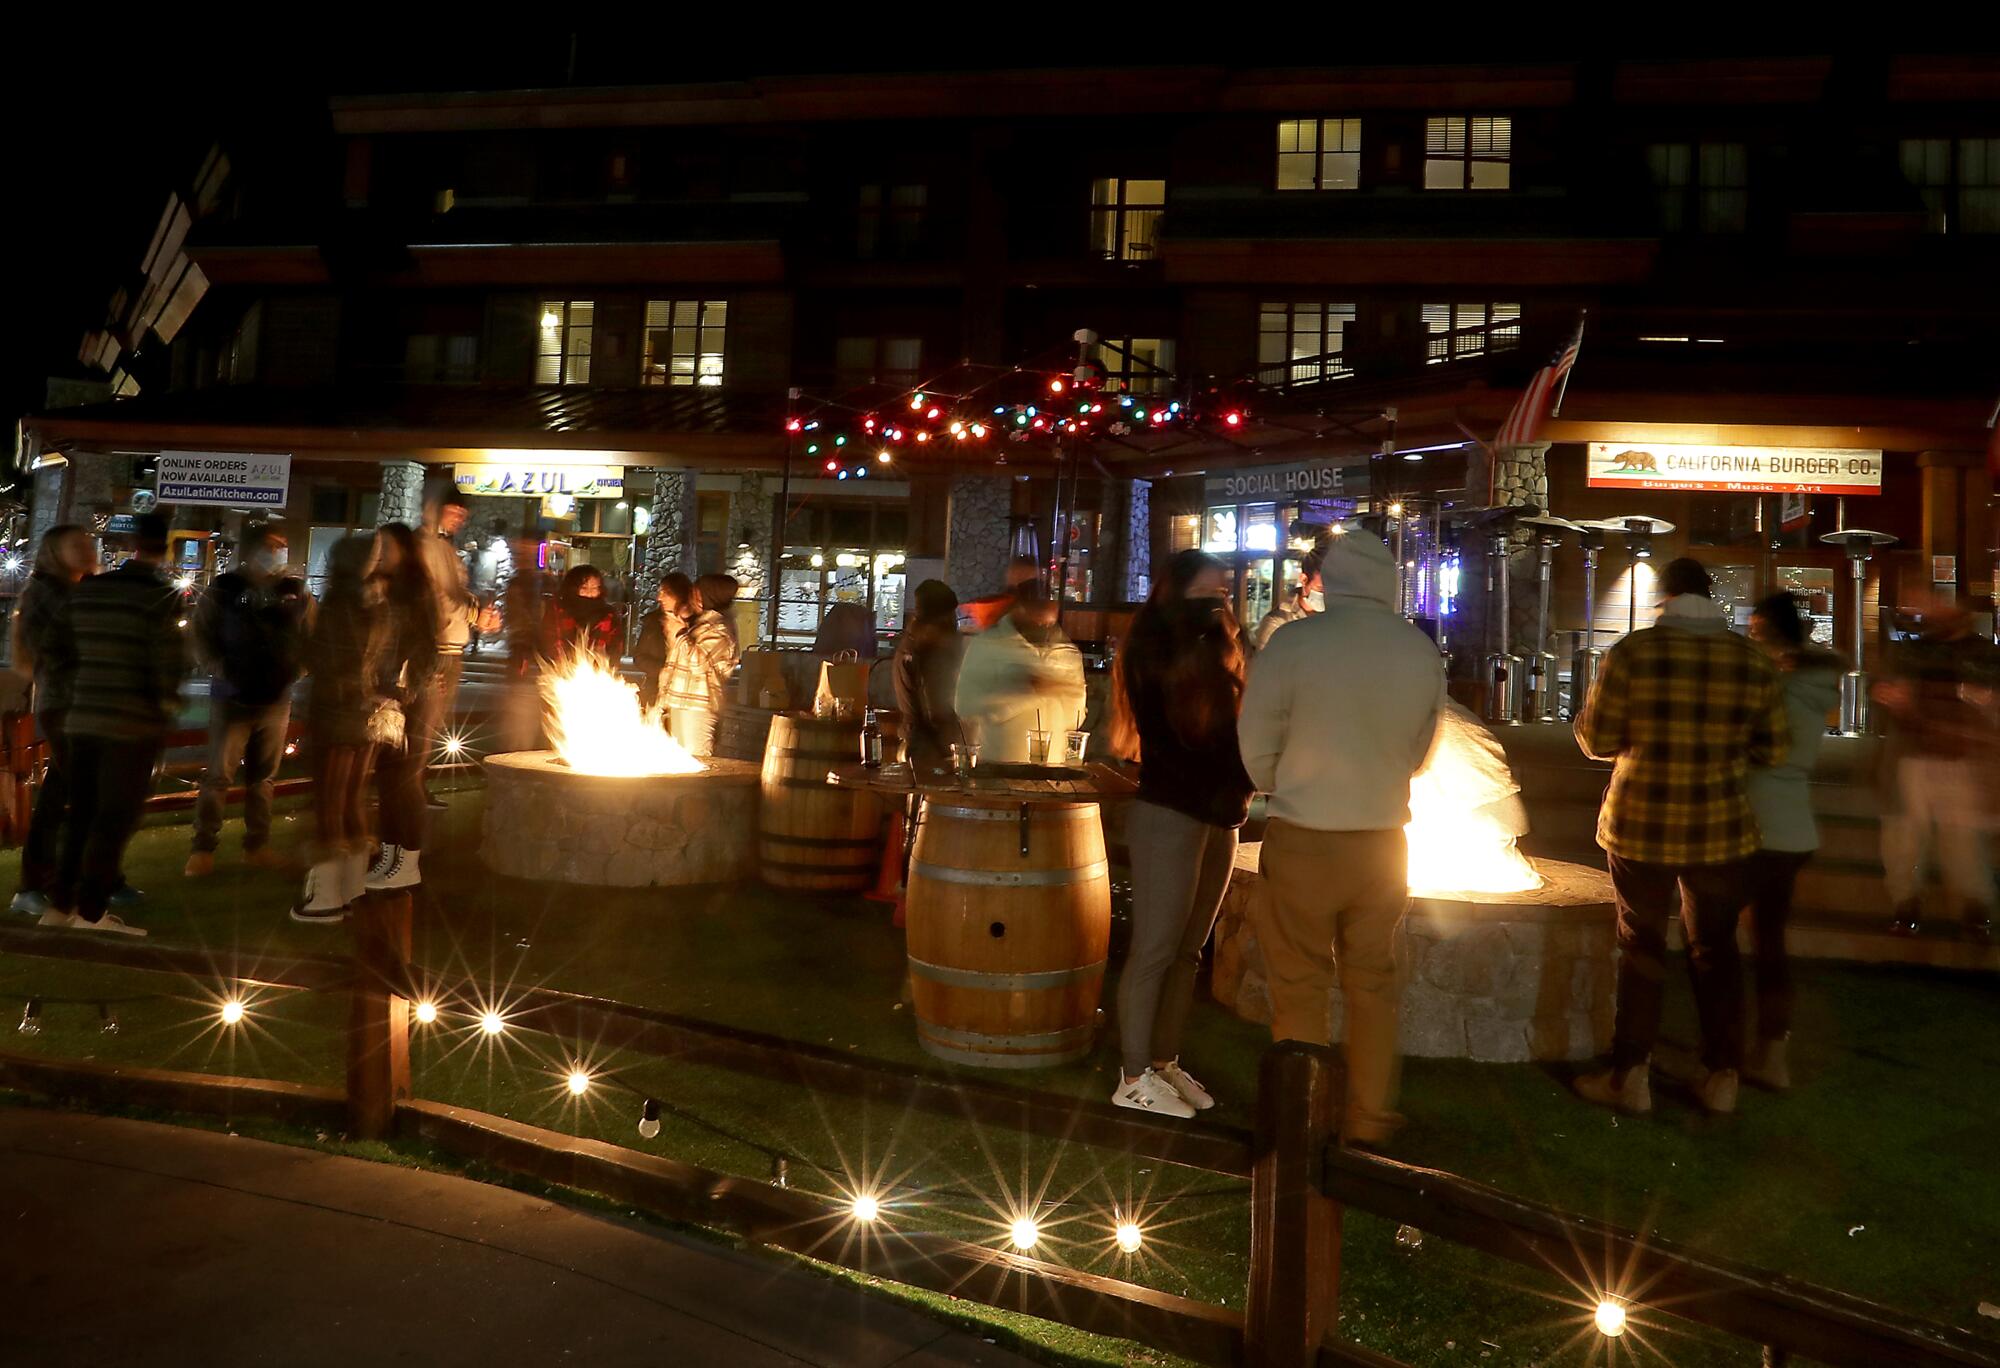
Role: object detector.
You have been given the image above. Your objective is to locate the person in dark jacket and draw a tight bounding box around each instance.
[1105,549,1254,1119]
[293,535,382,922]
[186,522,311,877]
[542,565,624,663]
[363,524,439,894]
[8,524,94,917]
[40,514,188,936]
[892,580,964,777]
[634,572,694,711]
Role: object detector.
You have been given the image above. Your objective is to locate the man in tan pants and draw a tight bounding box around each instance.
[1237,529,1445,1147]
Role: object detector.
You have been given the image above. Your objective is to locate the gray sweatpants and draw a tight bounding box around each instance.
[1116,799,1240,1080]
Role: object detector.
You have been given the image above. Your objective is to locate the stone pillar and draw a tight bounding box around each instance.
[29,461,68,546]
[729,472,773,637]
[377,460,427,527]
[943,474,1012,601]
[1095,477,1152,604]
[642,470,698,597]
[1454,443,1551,685]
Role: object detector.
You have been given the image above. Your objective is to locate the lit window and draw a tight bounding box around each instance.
[1423,302,1522,364]
[1277,119,1362,191]
[1094,337,1176,396]
[1260,302,1357,385]
[643,299,728,387]
[1647,143,1748,234]
[1424,116,1512,190]
[536,299,594,386]
[1900,137,2000,233]
[1090,178,1166,260]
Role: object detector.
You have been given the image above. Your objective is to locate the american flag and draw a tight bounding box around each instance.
[1494,316,1586,449]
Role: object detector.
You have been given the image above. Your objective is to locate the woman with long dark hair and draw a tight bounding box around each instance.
[1741,591,1844,1089]
[364,523,438,893]
[1106,549,1254,1118]
[660,573,740,756]
[293,534,381,922]
[634,571,694,710]
[9,523,95,917]
[543,564,624,662]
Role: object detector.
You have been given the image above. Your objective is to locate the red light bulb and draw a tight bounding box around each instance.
[1049,378,1065,394]
[1225,411,1243,427]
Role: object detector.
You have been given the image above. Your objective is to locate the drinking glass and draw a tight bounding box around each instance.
[1064,730,1090,765]
[1025,730,1052,765]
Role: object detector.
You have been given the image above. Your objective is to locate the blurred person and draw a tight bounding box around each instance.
[363,524,438,893]
[891,580,964,778]
[465,517,511,657]
[498,536,549,752]
[8,524,94,916]
[185,523,311,877]
[813,601,878,660]
[953,584,1086,764]
[1238,531,1444,1148]
[1739,593,1845,1089]
[1106,551,1253,1119]
[660,574,741,757]
[40,514,188,936]
[960,556,1043,633]
[1571,559,1788,1118]
[1253,545,1325,650]
[292,535,381,923]
[634,572,695,711]
[1874,592,2000,942]
[542,564,624,662]
[415,488,475,807]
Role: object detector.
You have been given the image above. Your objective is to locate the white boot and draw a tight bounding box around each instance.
[339,848,371,906]
[366,845,422,892]
[290,860,349,924]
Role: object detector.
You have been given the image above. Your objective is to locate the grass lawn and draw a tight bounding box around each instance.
[4,786,1997,1367]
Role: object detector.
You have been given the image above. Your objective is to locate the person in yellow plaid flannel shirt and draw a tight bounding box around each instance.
[659,573,741,758]
[1570,558,1788,1119]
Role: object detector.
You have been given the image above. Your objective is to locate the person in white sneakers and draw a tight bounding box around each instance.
[293,537,380,922]
[362,524,437,896]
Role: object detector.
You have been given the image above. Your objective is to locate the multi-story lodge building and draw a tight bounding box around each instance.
[20,56,2000,676]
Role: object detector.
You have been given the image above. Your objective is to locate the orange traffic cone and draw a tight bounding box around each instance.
[867,808,908,922]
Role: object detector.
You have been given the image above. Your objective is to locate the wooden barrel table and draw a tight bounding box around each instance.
[714,704,780,763]
[905,793,1111,1068]
[758,714,883,893]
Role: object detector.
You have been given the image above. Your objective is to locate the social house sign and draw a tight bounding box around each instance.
[1587,443,1882,496]
[156,452,292,508]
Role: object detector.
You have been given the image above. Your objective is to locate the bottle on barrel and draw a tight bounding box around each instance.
[860,708,884,768]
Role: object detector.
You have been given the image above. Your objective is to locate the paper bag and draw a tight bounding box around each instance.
[813,651,870,720]
[738,650,789,709]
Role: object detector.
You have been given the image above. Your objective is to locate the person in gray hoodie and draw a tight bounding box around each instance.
[1742,593,1844,1091]
[1238,528,1445,1148]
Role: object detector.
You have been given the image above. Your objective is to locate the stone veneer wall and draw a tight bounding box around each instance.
[641,470,698,601]
[376,460,427,528]
[943,474,1013,600]
[1455,441,1552,678]
[1116,477,1152,603]
[730,471,774,637]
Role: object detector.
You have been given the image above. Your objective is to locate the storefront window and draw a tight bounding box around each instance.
[775,498,909,644]
[1169,513,1200,553]
[1773,565,1838,647]
[1241,504,1281,554]
[1204,508,1238,554]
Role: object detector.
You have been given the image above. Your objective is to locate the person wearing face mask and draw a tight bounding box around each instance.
[543,564,624,663]
[1253,545,1325,650]
[953,581,1087,764]
[1104,550,1254,1118]
[185,523,312,878]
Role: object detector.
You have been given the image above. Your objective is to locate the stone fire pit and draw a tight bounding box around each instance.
[481,751,761,887]
[1211,848,1616,1063]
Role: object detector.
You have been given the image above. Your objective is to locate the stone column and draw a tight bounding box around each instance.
[1452,442,1551,689]
[943,474,1012,600]
[729,471,773,637]
[642,469,698,597]
[377,460,427,527]
[1094,477,1152,604]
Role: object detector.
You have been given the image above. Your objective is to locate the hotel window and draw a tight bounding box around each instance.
[1259,302,1357,385]
[1277,119,1362,191]
[642,299,727,386]
[535,299,594,386]
[404,334,479,384]
[1090,178,1166,260]
[1647,143,1748,233]
[1423,302,1522,364]
[1899,137,2000,233]
[835,336,923,387]
[1424,116,1512,190]
[1093,337,1176,396]
[857,183,928,258]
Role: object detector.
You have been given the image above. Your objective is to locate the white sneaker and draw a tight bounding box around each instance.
[1157,1060,1216,1111]
[290,861,349,924]
[365,846,421,892]
[36,908,77,929]
[1112,1069,1196,1119]
[74,913,147,938]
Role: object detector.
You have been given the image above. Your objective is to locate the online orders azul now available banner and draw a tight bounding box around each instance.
[156,452,293,508]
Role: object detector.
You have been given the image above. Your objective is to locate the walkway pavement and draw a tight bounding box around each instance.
[0,1107,1036,1368]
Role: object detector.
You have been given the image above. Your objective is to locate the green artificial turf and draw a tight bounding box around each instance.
[3,787,1996,1367]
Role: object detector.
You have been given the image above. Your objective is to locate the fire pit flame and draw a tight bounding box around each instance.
[540,651,703,778]
[1405,702,1543,899]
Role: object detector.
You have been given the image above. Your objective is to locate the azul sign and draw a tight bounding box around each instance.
[454,465,625,499]
[1205,457,1369,505]
[156,451,292,508]
[1587,443,1883,496]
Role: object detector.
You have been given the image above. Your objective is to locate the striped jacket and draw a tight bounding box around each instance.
[658,610,738,715]
[1574,604,1789,866]
[52,560,189,741]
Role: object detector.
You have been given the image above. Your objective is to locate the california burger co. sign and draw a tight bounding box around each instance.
[1587,443,1884,496]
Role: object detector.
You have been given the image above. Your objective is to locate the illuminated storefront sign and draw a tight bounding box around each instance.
[1205,457,1370,504]
[1587,444,1882,496]
[455,464,625,498]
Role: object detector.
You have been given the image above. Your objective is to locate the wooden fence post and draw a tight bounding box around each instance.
[1246,1041,1344,1368]
[346,891,413,1140]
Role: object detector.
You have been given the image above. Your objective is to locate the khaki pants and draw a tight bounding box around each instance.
[1251,819,1409,1145]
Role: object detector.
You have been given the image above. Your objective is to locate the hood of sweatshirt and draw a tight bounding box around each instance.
[1319,531,1398,609]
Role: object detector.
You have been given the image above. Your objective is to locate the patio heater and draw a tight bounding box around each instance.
[1481,523,1525,725]
[1819,528,1896,735]
[1519,515,1581,722]
[1569,522,1611,718]
[1601,516,1676,635]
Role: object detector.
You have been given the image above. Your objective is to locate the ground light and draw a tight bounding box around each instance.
[1115,1222,1143,1253]
[851,1194,881,1223]
[1594,1299,1628,1338]
[219,999,246,1026]
[637,1098,661,1139]
[480,1011,506,1036]
[566,1068,591,1096]
[1010,1217,1040,1251]
[413,1000,438,1025]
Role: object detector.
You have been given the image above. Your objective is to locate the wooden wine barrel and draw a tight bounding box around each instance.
[758,714,883,892]
[904,794,1111,1068]
[714,704,779,763]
